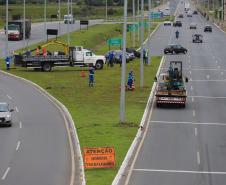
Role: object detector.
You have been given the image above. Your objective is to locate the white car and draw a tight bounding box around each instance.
[0,103,14,127]
[164,21,172,26]
[190,23,197,29]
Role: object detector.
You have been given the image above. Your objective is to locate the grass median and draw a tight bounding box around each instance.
[0,23,161,185]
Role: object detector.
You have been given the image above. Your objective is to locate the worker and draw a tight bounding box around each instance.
[36,46,40,56]
[109,51,114,67]
[143,48,148,64]
[43,47,47,57]
[127,70,135,90]
[5,56,11,70]
[88,65,95,87]
[175,30,179,39]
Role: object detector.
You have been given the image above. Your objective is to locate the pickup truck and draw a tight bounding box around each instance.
[14,46,106,71]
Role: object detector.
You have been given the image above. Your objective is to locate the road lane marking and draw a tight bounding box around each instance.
[189,71,192,75]
[216,60,218,64]
[221,71,224,75]
[1,167,10,180]
[188,95,226,99]
[191,86,193,91]
[133,168,226,175]
[16,141,21,151]
[6,95,12,100]
[197,151,200,165]
[190,79,225,82]
[150,121,226,126]
[15,106,19,112]
[190,77,192,81]
[193,110,196,117]
[192,97,194,102]
[206,75,210,79]
[19,121,22,128]
[195,127,198,136]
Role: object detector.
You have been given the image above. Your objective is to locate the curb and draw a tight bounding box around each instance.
[112,56,165,185]
[214,23,226,33]
[0,70,85,185]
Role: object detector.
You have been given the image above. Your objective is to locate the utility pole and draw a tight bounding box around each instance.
[137,0,140,42]
[67,0,70,46]
[44,0,47,35]
[58,0,61,35]
[147,0,151,65]
[106,0,108,20]
[5,0,9,57]
[132,0,135,48]
[23,0,26,48]
[140,0,144,88]
[119,0,128,123]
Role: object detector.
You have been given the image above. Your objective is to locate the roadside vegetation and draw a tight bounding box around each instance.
[0,23,161,185]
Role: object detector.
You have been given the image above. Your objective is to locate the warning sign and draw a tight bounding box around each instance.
[83,147,116,169]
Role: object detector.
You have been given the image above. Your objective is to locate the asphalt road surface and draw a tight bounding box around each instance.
[0,72,78,185]
[127,1,226,185]
[0,20,102,58]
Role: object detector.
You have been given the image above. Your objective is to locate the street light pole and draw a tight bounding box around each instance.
[58,0,61,34]
[67,0,70,45]
[44,0,47,36]
[147,0,151,65]
[23,0,26,48]
[140,0,144,88]
[137,0,140,42]
[106,0,108,20]
[132,0,135,48]
[5,0,9,57]
[120,0,128,123]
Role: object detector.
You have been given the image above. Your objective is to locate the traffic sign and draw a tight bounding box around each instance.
[107,38,122,46]
[149,12,163,19]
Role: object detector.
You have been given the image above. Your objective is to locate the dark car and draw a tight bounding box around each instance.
[164,44,188,54]
[192,34,203,43]
[204,25,212,32]
[178,14,184,18]
[173,20,182,27]
[126,48,140,58]
[193,10,198,14]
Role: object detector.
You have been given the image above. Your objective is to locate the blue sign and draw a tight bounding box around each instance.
[149,12,163,19]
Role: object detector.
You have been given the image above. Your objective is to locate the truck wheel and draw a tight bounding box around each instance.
[42,63,52,72]
[95,61,103,70]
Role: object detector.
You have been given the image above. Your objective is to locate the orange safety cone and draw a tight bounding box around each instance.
[80,71,86,77]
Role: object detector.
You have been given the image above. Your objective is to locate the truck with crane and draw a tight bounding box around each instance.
[155,61,188,108]
[13,40,106,71]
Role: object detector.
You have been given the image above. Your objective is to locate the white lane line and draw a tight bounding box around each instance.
[191,80,225,82]
[221,71,224,75]
[188,95,226,99]
[206,75,210,80]
[133,168,226,174]
[190,77,192,81]
[16,141,21,151]
[191,86,193,91]
[197,151,201,165]
[150,121,226,126]
[6,95,12,100]
[189,71,192,75]
[195,127,198,136]
[1,167,10,180]
[15,106,19,112]
[193,110,196,117]
[216,60,218,64]
[192,97,194,102]
[19,121,22,128]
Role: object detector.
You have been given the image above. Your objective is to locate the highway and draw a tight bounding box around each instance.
[0,20,102,58]
[126,1,226,185]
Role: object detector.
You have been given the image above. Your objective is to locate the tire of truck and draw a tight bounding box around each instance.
[95,60,104,70]
[42,63,52,72]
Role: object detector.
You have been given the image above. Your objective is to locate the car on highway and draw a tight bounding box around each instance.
[193,10,198,14]
[163,21,172,26]
[0,103,14,127]
[189,23,197,29]
[164,44,188,54]
[126,48,141,58]
[173,20,182,27]
[204,25,212,32]
[192,34,203,43]
[187,12,192,17]
[178,14,184,18]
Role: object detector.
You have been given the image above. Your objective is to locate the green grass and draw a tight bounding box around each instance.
[0,23,161,185]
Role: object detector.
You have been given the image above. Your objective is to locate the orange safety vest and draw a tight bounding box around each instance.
[43,48,47,57]
[36,48,40,55]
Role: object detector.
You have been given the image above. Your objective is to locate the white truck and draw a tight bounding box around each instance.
[14,46,106,71]
[64,14,75,24]
[184,2,190,12]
